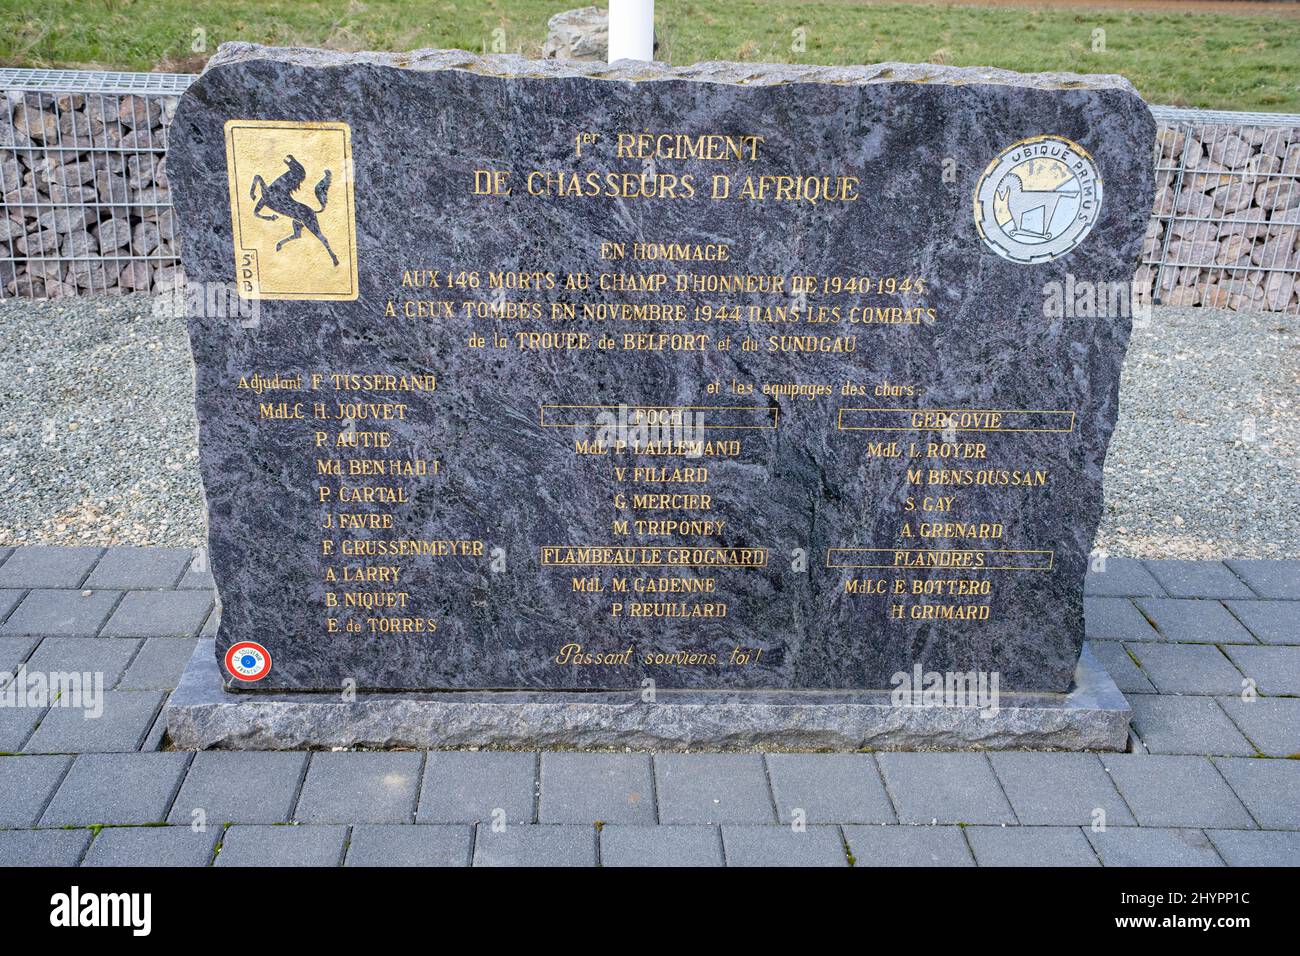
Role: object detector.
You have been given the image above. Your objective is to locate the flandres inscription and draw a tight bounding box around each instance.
[169,45,1154,693]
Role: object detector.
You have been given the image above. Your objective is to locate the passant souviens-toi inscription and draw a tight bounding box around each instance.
[169,44,1154,694]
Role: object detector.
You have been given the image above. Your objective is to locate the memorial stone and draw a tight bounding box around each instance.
[167,45,1151,749]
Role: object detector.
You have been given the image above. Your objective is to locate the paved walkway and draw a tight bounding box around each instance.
[0,546,1295,867]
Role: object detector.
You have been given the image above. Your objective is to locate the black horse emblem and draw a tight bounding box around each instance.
[249,154,339,267]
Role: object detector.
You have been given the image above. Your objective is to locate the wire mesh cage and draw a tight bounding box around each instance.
[0,69,194,299]
[1143,106,1298,314]
[2,71,1299,315]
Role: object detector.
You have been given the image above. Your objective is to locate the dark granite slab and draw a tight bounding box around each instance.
[169,44,1154,693]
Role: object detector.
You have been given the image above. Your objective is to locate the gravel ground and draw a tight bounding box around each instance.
[0,294,204,547]
[1095,304,1298,559]
[0,293,1295,558]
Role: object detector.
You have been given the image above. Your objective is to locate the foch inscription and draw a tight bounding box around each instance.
[169,46,1155,693]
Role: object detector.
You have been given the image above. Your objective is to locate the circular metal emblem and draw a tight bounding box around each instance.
[225,641,272,681]
[974,135,1102,264]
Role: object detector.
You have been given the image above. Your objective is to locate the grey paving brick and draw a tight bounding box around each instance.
[1128,696,1255,757]
[344,824,473,867]
[25,636,140,685]
[0,754,71,826]
[1084,558,1166,598]
[1136,598,1256,644]
[141,711,168,754]
[654,753,775,824]
[1086,827,1223,866]
[177,552,216,591]
[1206,829,1300,867]
[100,590,213,638]
[0,828,92,866]
[965,826,1099,866]
[722,825,849,867]
[83,547,191,590]
[1085,640,1154,693]
[1217,697,1300,757]
[24,690,164,754]
[876,753,1016,825]
[473,824,595,867]
[539,753,654,824]
[295,751,421,824]
[0,702,46,751]
[989,752,1135,826]
[117,637,198,690]
[41,752,190,825]
[1223,560,1300,600]
[1144,560,1256,599]
[1100,755,1255,829]
[765,752,896,824]
[1085,598,1160,641]
[0,633,39,673]
[1226,600,1299,645]
[169,751,308,825]
[4,635,103,752]
[23,639,141,697]
[27,639,137,691]
[1223,645,1300,696]
[1129,642,1245,695]
[0,546,11,567]
[1213,757,1300,829]
[0,589,121,637]
[216,824,347,867]
[83,825,220,867]
[843,825,974,866]
[599,825,724,867]
[0,589,25,625]
[0,546,102,589]
[417,751,535,824]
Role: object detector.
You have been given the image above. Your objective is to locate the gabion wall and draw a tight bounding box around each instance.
[1142,108,1299,314]
[1,71,185,299]
[2,73,1298,315]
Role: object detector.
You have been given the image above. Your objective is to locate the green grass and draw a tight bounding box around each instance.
[1,0,1297,111]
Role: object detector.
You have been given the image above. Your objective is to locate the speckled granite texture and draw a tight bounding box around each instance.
[169,44,1154,693]
[166,640,1131,751]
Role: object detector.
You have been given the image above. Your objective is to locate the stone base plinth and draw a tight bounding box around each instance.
[165,641,1131,752]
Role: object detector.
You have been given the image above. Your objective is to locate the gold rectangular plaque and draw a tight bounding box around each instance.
[224,120,358,300]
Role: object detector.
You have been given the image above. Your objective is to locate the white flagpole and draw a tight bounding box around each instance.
[608,0,655,62]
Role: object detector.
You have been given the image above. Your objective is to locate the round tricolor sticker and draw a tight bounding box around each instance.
[225,641,272,681]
